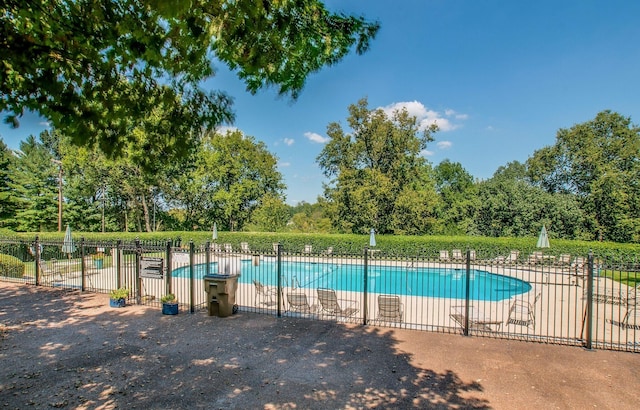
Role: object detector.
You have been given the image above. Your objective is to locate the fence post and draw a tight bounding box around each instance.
[189,240,195,313]
[585,251,594,350]
[34,236,40,286]
[205,240,211,277]
[463,249,471,336]
[165,240,172,296]
[116,240,122,290]
[80,238,86,291]
[276,243,282,318]
[135,239,142,304]
[363,247,369,325]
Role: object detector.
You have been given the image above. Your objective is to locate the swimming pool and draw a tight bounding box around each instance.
[172,260,531,301]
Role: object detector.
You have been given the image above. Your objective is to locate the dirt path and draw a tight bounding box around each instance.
[1,282,639,409]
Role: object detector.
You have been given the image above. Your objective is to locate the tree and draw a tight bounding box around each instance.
[246,193,290,232]
[317,98,439,234]
[433,160,477,235]
[527,111,640,241]
[1,1,379,165]
[472,168,584,239]
[0,139,16,228]
[166,129,286,231]
[9,134,59,231]
[288,200,333,233]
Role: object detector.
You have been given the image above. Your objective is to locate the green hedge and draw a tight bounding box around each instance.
[0,254,25,278]
[10,231,640,261]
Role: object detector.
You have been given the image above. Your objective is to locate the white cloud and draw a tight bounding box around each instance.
[279,161,291,167]
[283,138,294,146]
[39,121,51,128]
[216,125,238,135]
[437,141,452,149]
[304,131,330,144]
[420,149,434,157]
[380,101,467,132]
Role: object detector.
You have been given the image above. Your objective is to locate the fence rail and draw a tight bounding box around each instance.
[1,238,638,353]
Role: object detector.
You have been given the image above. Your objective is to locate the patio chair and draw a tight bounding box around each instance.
[303,244,313,254]
[240,242,250,253]
[287,293,316,314]
[557,254,571,266]
[211,243,222,253]
[253,280,277,307]
[224,243,233,253]
[468,249,476,261]
[527,251,543,265]
[570,257,587,285]
[439,250,450,262]
[38,258,63,282]
[507,299,536,329]
[317,288,359,317]
[506,250,520,264]
[607,307,640,330]
[452,249,463,261]
[323,246,333,255]
[449,305,502,332]
[377,295,403,322]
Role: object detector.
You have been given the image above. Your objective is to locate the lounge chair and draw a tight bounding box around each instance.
[240,242,250,253]
[557,254,571,266]
[287,293,316,314]
[439,250,450,262]
[506,250,520,264]
[507,299,536,329]
[211,243,222,253]
[450,305,502,332]
[377,295,403,322]
[570,257,587,285]
[468,249,476,261]
[452,249,463,261]
[224,243,233,253]
[38,258,63,282]
[607,307,640,330]
[303,244,313,254]
[317,288,359,317]
[253,280,277,306]
[527,251,543,265]
[323,246,333,255]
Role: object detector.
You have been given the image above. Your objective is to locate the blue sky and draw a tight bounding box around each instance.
[2,0,639,205]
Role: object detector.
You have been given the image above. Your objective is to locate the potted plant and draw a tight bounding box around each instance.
[92,252,105,269]
[161,293,179,315]
[109,287,129,308]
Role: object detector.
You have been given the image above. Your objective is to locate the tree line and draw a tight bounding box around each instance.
[1,101,638,243]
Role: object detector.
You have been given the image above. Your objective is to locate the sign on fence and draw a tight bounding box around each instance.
[140,257,164,279]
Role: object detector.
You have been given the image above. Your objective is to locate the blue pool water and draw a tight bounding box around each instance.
[172,260,531,301]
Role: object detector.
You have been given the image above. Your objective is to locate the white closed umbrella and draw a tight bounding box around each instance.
[212,222,218,241]
[537,225,550,248]
[369,228,376,247]
[61,224,76,258]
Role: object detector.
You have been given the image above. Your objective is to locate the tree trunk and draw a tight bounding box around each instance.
[141,193,151,232]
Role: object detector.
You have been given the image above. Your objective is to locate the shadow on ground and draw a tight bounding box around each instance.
[0,284,488,409]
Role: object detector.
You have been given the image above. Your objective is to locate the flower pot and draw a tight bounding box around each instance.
[162,302,179,315]
[94,259,104,269]
[110,298,126,308]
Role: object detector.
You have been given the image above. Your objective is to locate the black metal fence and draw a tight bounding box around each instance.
[1,237,638,353]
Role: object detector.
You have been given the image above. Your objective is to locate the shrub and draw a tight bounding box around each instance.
[109,287,130,300]
[161,294,177,303]
[0,254,25,278]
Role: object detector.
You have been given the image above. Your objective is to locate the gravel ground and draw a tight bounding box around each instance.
[1,282,639,409]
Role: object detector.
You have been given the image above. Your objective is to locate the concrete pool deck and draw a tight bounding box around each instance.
[1,281,640,409]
